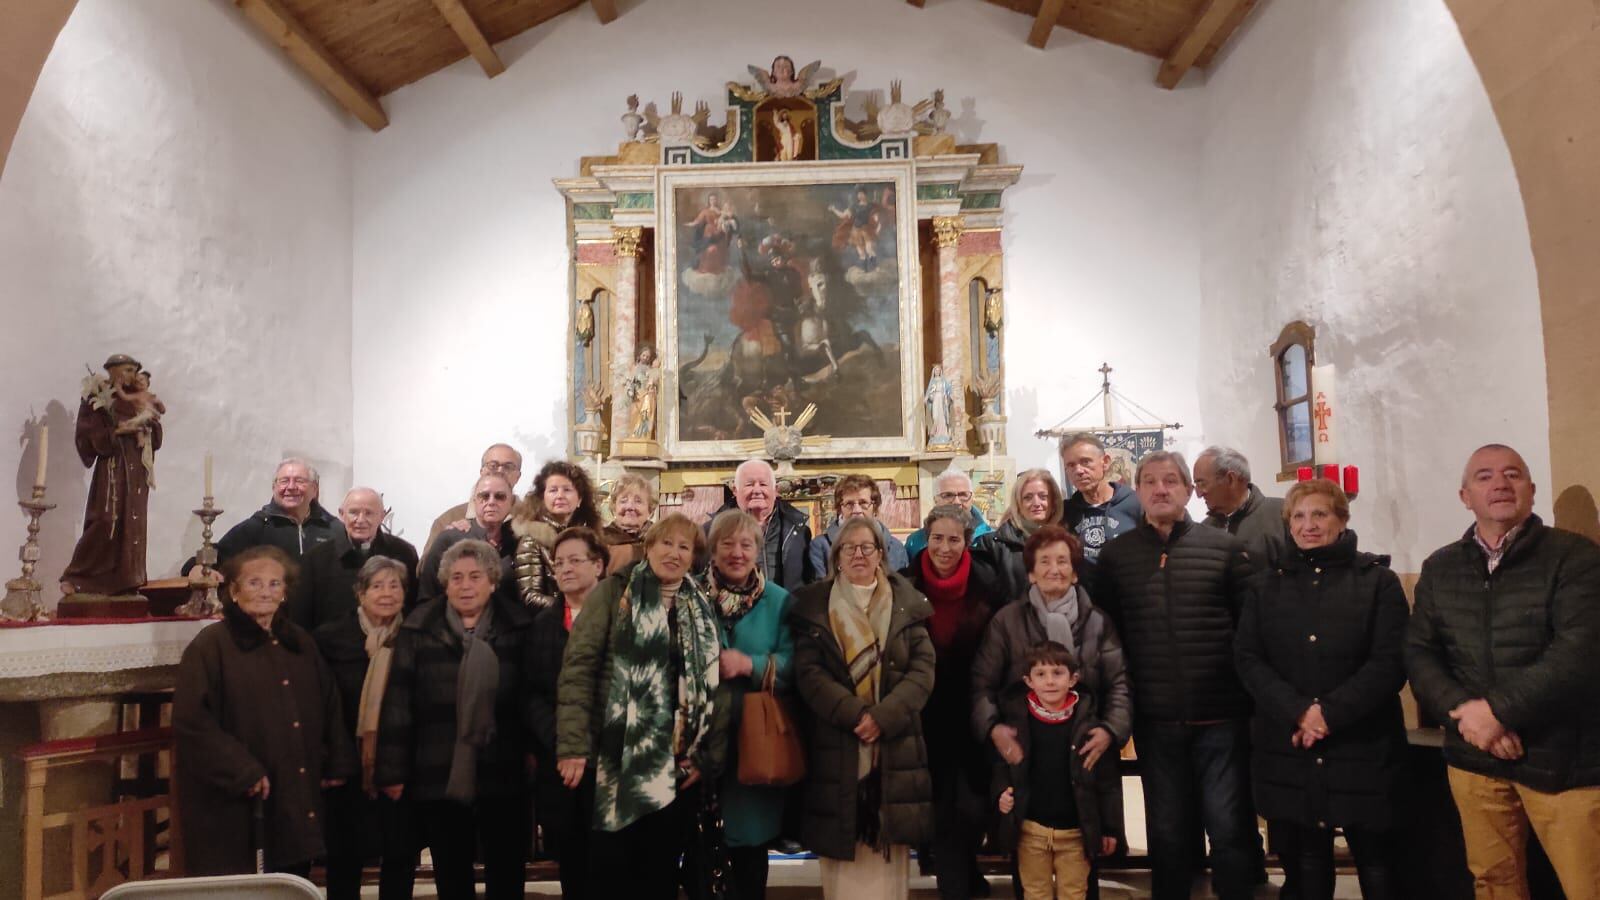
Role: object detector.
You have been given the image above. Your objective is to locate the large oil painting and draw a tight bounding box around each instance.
[659,162,922,460]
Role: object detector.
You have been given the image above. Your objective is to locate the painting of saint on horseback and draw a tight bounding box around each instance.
[659,163,922,460]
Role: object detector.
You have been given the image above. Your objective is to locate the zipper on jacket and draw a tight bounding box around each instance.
[1156,530,1190,722]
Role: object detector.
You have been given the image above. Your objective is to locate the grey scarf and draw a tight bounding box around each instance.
[1029,585,1081,654]
[444,600,500,803]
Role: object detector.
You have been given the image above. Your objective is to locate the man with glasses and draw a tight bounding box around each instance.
[182,457,344,574]
[807,473,909,578]
[286,486,419,630]
[904,467,993,557]
[423,443,524,559]
[417,473,519,605]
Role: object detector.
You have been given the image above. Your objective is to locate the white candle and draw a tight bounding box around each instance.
[33,424,47,489]
[204,452,214,497]
[1311,364,1338,465]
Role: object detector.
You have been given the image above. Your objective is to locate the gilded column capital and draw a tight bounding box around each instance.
[932,215,965,250]
[611,226,643,258]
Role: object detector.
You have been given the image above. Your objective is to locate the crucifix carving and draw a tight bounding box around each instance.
[1313,391,1332,440]
[773,405,791,427]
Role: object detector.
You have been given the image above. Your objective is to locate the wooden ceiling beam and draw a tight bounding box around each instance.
[1027,0,1068,49]
[233,0,388,131]
[590,0,619,24]
[432,0,506,77]
[1157,0,1248,89]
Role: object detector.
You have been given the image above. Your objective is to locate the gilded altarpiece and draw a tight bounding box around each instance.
[557,59,1022,532]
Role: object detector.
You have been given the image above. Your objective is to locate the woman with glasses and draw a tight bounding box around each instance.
[418,473,518,606]
[974,468,1067,601]
[513,460,602,609]
[529,527,611,899]
[789,518,935,899]
[807,474,909,578]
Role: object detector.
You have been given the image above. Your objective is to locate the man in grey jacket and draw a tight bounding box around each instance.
[1195,446,1287,566]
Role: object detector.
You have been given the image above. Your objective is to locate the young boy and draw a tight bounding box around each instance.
[994,641,1124,900]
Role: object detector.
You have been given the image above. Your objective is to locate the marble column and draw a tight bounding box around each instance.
[608,226,642,458]
[932,215,968,444]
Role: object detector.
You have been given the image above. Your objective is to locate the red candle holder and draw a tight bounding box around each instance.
[1297,466,1314,482]
[1343,465,1360,498]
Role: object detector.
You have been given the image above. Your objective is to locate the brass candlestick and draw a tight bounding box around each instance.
[1,485,56,622]
[176,496,224,617]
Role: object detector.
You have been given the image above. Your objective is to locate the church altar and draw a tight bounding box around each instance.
[555,57,1023,526]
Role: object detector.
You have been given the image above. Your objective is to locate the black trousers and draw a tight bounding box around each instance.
[413,794,530,900]
[728,845,770,900]
[538,771,596,900]
[322,788,420,900]
[590,791,693,900]
[929,756,985,900]
[1271,821,1393,900]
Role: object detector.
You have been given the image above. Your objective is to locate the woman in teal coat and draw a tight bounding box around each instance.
[702,509,794,900]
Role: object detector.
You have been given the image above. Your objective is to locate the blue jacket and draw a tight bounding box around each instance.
[715,579,795,847]
[904,506,994,557]
[1063,481,1142,565]
[807,517,910,580]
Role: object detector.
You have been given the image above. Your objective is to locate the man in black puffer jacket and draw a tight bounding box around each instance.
[1093,451,1260,900]
[1406,444,1600,897]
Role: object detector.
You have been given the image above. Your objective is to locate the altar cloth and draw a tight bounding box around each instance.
[0,618,211,679]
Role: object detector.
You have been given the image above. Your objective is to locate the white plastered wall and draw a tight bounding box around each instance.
[1194,0,1548,571]
[0,0,355,604]
[350,0,1209,543]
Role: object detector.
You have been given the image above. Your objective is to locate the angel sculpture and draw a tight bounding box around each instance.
[747,55,821,99]
[736,402,828,475]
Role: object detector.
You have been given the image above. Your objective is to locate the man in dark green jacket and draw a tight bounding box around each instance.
[1406,443,1600,896]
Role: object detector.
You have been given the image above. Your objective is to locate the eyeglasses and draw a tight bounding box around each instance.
[838,499,875,512]
[839,543,880,558]
[551,554,598,569]
[475,491,510,502]
[274,477,311,488]
[936,491,973,502]
[482,461,520,474]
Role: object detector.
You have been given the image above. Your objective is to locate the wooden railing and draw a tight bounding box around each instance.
[20,728,177,900]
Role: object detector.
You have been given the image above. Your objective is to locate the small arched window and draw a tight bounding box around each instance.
[1269,321,1316,477]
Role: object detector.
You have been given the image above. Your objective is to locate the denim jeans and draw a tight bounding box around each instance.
[1136,720,1257,900]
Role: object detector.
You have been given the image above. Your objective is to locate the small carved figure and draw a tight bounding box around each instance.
[925,364,956,448]
[771,109,805,161]
[746,55,821,99]
[621,94,644,140]
[575,296,595,345]
[927,89,951,134]
[624,345,662,440]
[114,369,165,488]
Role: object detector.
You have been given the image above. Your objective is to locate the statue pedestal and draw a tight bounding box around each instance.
[54,593,149,619]
[616,437,660,460]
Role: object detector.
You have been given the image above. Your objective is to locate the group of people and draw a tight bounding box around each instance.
[171,437,1599,900]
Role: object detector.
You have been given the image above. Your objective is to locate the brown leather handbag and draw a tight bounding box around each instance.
[736,655,806,786]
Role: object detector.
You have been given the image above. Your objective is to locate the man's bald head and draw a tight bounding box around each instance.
[340,487,386,543]
[1459,444,1536,537]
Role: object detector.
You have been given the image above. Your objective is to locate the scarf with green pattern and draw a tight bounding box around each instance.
[593,562,722,831]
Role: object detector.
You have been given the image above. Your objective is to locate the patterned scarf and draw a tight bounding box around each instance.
[355,607,400,793]
[1027,689,1080,724]
[828,575,894,854]
[706,566,766,624]
[593,563,722,831]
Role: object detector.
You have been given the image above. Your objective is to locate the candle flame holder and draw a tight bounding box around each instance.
[176,496,225,618]
[1,485,56,623]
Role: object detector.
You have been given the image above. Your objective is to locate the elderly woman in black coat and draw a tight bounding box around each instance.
[312,554,416,899]
[375,538,537,900]
[174,545,356,877]
[1235,479,1408,900]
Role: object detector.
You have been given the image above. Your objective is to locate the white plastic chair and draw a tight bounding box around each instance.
[99,873,323,899]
